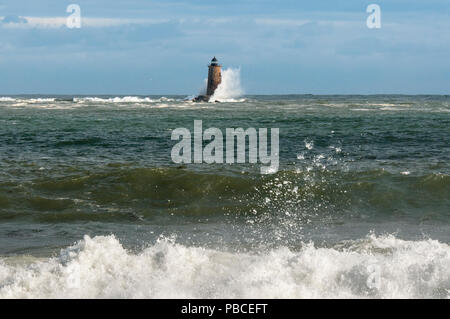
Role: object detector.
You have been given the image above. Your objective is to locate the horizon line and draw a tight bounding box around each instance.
[1,93,449,97]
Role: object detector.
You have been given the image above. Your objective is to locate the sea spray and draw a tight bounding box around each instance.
[211,68,244,102]
[0,234,448,298]
[198,78,208,96]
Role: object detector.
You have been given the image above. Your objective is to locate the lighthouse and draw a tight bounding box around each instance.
[194,57,222,102]
[207,57,222,96]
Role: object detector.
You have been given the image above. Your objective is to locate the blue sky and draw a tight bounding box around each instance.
[0,0,449,95]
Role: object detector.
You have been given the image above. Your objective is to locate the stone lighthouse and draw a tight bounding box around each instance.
[207,57,222,96]
[194,57,222,102]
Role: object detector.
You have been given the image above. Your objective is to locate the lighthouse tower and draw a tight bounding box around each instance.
[206,57,222,97]
[193,57,223,102]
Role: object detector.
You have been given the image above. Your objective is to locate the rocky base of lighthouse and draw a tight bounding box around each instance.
[193,95,210,102]
[192,95,221,103]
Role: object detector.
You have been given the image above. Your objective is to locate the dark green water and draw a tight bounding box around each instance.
[0,95,449,298]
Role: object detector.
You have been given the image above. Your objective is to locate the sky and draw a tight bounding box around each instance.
[0,0,449,95]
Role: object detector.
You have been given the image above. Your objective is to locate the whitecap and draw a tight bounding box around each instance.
[1,234,447,299]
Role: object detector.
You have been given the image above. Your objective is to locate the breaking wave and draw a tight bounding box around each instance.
[0,234,448,298]
[0,97,56,103]
[0,97,16,102]
[75,96,176,103]
[211,68,245,102]
[0,96,177,105]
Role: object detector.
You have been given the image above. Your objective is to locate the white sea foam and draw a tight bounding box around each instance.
[75,96,175,103]
[0,234,448,299]
[305,140,314,150]
[210,68,245,102]
[2,98,58,104]
[371,103,411,107]
[1,97,178,104]
[380,107,410,111]
[0,97,16,102]
[28,98,56,103]
[352,108,375,112]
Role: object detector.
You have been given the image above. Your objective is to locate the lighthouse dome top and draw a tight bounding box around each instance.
[210,57,220,66]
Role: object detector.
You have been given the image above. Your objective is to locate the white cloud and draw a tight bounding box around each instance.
[0,16,169,29]
[254,18,311,27]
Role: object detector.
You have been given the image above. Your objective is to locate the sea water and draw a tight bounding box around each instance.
[0,94,449,298]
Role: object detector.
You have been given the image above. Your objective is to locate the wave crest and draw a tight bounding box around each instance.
[211,68,244,102]
[0,234,448,298]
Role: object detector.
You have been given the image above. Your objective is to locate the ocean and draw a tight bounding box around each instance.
[0,94,449,298]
